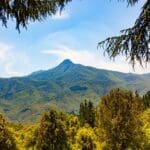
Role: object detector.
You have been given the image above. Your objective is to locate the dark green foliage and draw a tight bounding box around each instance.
[0,114,16,150]
[0,0,71,31]
[98,88,144,150]
[143,91,150,109]
[99,0,150,66]
[79,100,95,127]
[70,85,88,92]
[37,110,69,150]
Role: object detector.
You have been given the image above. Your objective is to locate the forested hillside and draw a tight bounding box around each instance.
[0,89,150,150]
[0,59,150,122]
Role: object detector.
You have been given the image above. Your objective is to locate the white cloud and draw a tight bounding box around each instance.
[0,42,30,77]
[42,45,150,74]
[51,10,69,20]
[5,62,23,77]
[0,43,13,62]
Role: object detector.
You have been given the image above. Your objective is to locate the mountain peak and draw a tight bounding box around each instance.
[61,59,73,65]
[56,59,74,72]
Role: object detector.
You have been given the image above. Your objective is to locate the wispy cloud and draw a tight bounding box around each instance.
[42,45,150,74]
[0,42,30,77]
[51,10,69,20]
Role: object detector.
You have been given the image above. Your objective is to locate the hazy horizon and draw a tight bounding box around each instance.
[0,58,150,78]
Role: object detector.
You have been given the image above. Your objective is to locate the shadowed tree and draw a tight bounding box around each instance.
[143,91,150,109]
[79,100,95,127]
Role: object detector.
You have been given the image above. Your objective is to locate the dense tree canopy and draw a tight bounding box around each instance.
[0,114,16,150]
[37,110,69,150]
[73,127,98,150]
[79,100,95,127]
[0,89,150,149]
[141,109,150,149]
[98,88,144,150]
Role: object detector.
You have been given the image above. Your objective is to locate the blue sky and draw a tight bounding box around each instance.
[0,0,149,77]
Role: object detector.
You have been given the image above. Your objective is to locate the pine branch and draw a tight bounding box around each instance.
[99,0,150,67]
[0,0,71,31]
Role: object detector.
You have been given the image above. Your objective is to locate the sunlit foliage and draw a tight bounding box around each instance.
[0,114,16,150]
[37,109,69,150]
[0,88,150,150]
[72,126,100,150]
[140,109,150,149]
[98,88,144,149]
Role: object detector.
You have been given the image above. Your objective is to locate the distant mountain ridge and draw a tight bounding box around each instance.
[0,59,150,122]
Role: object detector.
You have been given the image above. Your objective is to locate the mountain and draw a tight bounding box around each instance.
[0,59,150,122]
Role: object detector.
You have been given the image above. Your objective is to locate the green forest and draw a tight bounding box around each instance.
[0,0,149,150]
[0,88,150,150]
[1,59,150,123]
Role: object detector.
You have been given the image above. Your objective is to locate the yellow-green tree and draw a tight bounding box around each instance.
[24,126,38,150]
[73,126,100,150]
[66,115,79,145]
[37,109,69,150]
[98,88,144,150]
[0,114,17,150]
[140,108,150,149]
